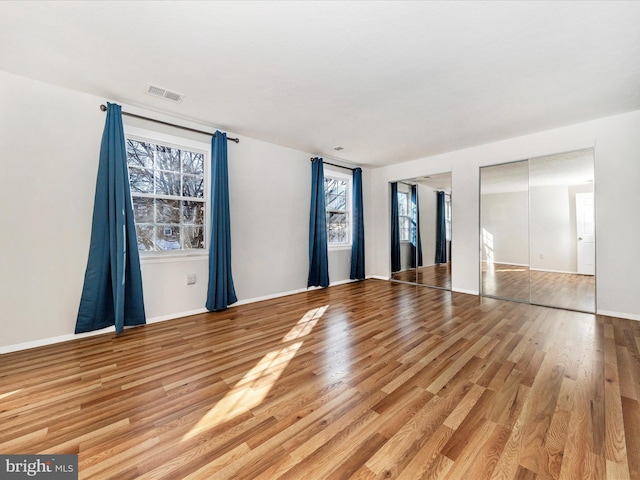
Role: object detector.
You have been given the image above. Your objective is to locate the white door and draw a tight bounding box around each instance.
[576,192,595,275]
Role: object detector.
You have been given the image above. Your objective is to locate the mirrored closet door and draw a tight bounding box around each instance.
[480,149,595,312]
[390,172,452,290]
[480,160,530,302]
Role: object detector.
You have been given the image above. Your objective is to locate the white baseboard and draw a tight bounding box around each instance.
[530,267,580,275]
[597,309,640,322]
[146,308,209,324]
[367,275,390,281]
[491,262,529,267]
[452,287,479,296]
[1,280,363,354]
[0,327,115,355]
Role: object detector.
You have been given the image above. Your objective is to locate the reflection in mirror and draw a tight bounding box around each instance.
[480,160,530,302]
[390,172,452,290]
[529,149,595,312]
[390,182,417,284]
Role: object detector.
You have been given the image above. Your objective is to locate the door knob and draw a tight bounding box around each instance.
[578,237,583,240]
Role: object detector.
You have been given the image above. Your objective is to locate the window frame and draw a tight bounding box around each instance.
[397,190,411,243]
[324,168,353,250]
[445,193,452,242]
[123,126,210,259]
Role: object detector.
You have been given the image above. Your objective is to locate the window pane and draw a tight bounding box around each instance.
[397,193,408,216]
[445,197,452,241]
[127,139,154,168]
[154,171,181,196]
[132,197,154,223]
[327,211,348,244]
[182,201,204,225]
[182,151,204,175]
[136,225,154,251]
[155,145,181,172]
[155,226,180,250]
[325,178,346,196]
[156,199,180,224]
[129,167,154,194]
[328,226,347,244]
[400,217,410,241]
[183,226,204,249]
[326,193,346,211]
[182,174,204,199]
[126,137,206,252]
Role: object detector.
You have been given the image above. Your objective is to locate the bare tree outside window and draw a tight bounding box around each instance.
[397,191,410,241]
[325,176,350,245]
[126,139,206,252]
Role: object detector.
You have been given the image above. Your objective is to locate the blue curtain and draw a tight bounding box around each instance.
[206,132,237,311]
[350,167,365,280]
[75,103,146,334]
[308,158,329,287]
[410,185,423,268]
[435,191,447,264]
[390,182,401,272]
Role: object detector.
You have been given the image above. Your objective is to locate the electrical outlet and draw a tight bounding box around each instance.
[187,273,196,285]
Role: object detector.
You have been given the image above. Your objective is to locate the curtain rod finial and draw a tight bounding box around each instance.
[100,104,107,112]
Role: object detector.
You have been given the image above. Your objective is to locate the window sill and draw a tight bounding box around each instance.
[328,244,352,252]
[140,251,208,264]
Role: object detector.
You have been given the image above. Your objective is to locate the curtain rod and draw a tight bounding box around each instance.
[99,104,239,143]
[309,157,355,171]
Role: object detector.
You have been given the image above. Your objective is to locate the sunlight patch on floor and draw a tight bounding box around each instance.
[183,305,328,440]
[0,389,21,400]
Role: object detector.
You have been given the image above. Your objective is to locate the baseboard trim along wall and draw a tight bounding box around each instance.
[8,280,636,354]
[367,275,390,281]
[0,279,361,354]
[598,309,640,322]
[452,287,480,295]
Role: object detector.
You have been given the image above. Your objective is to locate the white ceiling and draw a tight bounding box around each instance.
[1,1,639,168]
[414,173,452,194]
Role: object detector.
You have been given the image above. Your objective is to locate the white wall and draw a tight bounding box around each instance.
[481,191,529,266]
[371,109,640,319]
[529,184,591,273]
[1,71,103,348]
[529,185,572,272]
[0,71,368,351]
[3,69,639,352]
[479,180,593,273]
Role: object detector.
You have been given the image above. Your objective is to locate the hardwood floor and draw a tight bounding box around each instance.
[1,279,639,479]
[482,263,596,312]
[530,270,596,313]
[481,262,531,302]
[391,263,452,290]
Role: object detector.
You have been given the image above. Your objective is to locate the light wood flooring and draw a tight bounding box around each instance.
[1,279,639,479]
[482,262,596,312]
[530,270,596,313]
[391,263,452,290]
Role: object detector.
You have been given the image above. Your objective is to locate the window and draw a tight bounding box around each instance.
[324,172,351,246]
[397,191,410,241]
[126,137,207,252]
[445,194,452,241]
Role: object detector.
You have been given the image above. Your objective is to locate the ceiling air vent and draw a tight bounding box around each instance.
[146,84,185,103]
